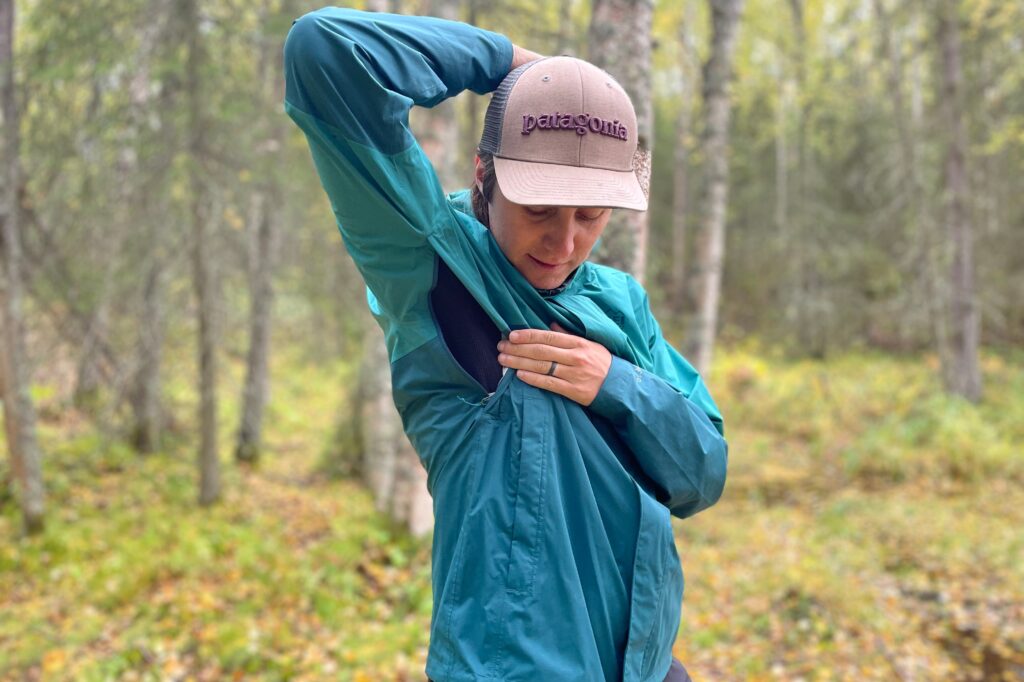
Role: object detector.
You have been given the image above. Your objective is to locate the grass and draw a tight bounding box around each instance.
[1,339,1022,680]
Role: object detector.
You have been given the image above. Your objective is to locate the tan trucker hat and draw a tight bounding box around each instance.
[478,56,649,211]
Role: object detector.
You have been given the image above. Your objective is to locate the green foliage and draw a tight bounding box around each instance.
[5,0,1024,678]
[5,346,1023,679]
[716,344,1024,495]
[672,347,1024,677]
[1,336,432,680]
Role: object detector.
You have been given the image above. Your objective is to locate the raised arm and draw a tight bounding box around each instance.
[282,8,514,358]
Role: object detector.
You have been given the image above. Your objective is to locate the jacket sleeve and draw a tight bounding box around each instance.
[587,293,728,520]
[282,8,513,358]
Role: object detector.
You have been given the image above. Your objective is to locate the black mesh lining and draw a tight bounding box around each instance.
[428,257,503,394]
[478,58,548,155]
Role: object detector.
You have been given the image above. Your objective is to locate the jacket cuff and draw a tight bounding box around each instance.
[487,35,515,93]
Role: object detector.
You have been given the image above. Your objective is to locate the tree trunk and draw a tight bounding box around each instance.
[235,189,274,465]
[389,435,433,538]
[773,51,789,236]
[872,0,951,359]
[359,324,435,536]
[670,0,699,314]
[236,2,283,466]
[690,0,744,374]
[785,0,827,358]
[587,0,653,282]
[360,330,395,507]
[126,0,170,454]
[131,259,166,453]
[72,301,108,410]
[0,0,45,535]
[184,0,220,504]
[908,30,953,365]
[937,0,981,401]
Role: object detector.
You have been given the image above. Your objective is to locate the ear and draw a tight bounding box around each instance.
[473,154,485,195]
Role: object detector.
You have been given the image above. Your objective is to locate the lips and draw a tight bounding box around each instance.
[529,255,564,269]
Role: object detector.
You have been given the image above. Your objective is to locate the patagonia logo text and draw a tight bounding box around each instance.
[521,112,628,141]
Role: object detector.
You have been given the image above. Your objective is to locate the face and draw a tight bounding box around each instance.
[476,157,612,290]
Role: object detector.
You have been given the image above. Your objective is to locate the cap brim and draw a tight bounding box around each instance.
[492,157,648,211]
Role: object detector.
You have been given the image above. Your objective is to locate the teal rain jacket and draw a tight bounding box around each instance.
[283,8,728,682]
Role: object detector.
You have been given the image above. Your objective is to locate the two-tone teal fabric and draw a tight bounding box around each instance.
[283,8,728,681]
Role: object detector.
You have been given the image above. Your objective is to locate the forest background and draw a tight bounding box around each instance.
[1,0,1022,680]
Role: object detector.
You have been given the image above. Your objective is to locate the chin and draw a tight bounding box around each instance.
[533,276,565,290]
[523,268,559,287]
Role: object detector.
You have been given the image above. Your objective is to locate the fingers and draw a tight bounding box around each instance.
[508,327,580,349]
[514,368,578,400]
[510,45,546,70]
[497,352,561,376]
[497,341,575,365]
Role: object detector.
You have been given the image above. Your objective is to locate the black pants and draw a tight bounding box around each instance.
[664,656,694,681]
[428,657,693,681]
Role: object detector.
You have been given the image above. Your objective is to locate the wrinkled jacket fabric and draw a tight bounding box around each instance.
[283,9,728,681]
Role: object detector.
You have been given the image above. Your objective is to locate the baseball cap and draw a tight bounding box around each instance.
[478,56,650,211]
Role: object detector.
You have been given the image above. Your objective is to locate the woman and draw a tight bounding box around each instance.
[283,8,727,681]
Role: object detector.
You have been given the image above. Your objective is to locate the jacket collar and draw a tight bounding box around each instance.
[447,188,586,299]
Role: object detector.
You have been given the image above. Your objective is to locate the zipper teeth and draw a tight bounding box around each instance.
[482,367,516,409]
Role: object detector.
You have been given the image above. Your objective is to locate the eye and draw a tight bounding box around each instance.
[577,209,605,223]
[525,206,556,219]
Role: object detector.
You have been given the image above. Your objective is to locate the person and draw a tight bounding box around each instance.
[283,7,727,682]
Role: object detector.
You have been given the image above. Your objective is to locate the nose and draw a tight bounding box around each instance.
[544,210,577,260]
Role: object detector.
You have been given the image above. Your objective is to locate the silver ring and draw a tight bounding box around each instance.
[546,360,558,377]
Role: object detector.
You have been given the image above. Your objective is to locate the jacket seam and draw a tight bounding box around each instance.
[440,434,481,679]
[485,398,518,678]
[507,393,547,597]
[639,545,670,675]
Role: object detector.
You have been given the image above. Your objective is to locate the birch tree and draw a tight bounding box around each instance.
[183,0,221,504]
[936,0,981,401]
[0,0,44,534]
[690,0,744,374]
[670,0,699,313]
[124,0,174,453]
[235,0,286,465]
[872,0,953,381]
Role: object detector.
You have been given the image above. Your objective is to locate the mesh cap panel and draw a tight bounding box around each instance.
[477,59,547,155]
